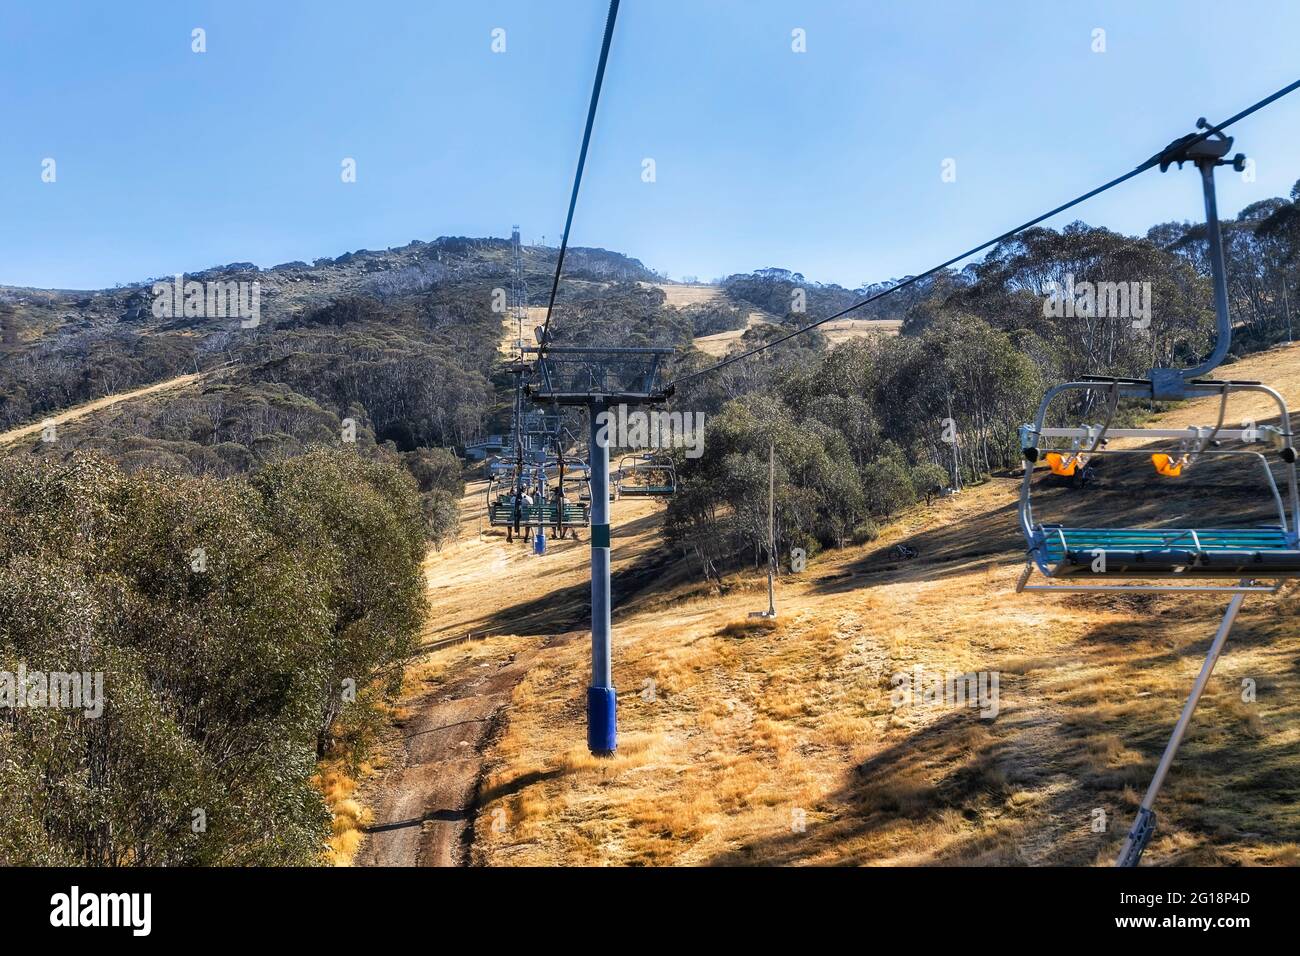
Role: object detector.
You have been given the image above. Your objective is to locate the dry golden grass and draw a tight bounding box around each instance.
[647,283,723,308]
[716,616,782,639]
[316,766,376,866]
[433,344,1300,866]
[474,545,1300,865]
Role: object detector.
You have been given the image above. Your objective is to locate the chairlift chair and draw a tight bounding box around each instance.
[614,453,677,498]
[1016,123,1300,868]
[568,455,616,502]
[486,489,591,540]
[1019,381,1300,588]
[557,455,612,502]
[485,473,523,541]
[545,453,593,538]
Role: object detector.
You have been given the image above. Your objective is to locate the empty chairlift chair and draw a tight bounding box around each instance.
[614,454,677,498]
[1016,122,1300,867]
[571,457,616,502]
[1018,382,1300,588]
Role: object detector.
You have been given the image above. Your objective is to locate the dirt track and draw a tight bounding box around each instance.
[0,372,203,445]
[355,639,560,867]
[355,475,668,866]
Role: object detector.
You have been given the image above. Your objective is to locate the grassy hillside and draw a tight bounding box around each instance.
[454,343,1300,866]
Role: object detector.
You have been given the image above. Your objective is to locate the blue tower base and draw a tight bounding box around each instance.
[587,686,617,756]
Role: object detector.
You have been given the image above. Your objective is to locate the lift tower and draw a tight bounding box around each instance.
[526,346,673,755]
[510,225,528,354]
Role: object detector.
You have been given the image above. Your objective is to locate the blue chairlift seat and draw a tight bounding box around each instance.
[615,455,677,498]
[1033,524,1300,577]
[618,484,675,497]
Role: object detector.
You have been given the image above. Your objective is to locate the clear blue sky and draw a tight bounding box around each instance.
[2,0,1299,290]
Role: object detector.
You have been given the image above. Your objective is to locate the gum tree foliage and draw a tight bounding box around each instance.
[237,296,496,451]
[679,301,750,337]
[911,461,952,505]
[44,382,346,474]
[0,327,195,431]
[782,312,1038,485]
[869,314,1041,478]
[541,282,693,348]
[1151,177,1300,353]
[672,321,832,413]
[666,394,864,579]
[947,223,1215,394]
[402,447,465,546]
[0,449,427,865]
[722,269,859,323]
[251,450,428,757]
[722,268,959,325]
[669,314,1038,574]
[0,236,530,450]
[11,376,467,551]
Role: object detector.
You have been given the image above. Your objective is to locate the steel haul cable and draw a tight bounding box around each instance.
[536,0,621,365]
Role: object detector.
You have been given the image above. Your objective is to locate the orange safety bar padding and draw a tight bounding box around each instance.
[1045,452,1079,476]
[1151,453,1184,477]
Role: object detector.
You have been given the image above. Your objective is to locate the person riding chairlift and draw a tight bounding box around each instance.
[552,486,579,540]
[514,485,536,541]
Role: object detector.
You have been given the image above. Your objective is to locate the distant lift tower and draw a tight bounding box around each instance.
[526,346,674,755]
[510,226,528,354]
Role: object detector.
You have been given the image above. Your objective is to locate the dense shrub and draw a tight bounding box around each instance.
[401,447,465,547]
[666,395,864,578]
[0,449,427,865]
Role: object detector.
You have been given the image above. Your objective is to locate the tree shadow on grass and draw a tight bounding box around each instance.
[700,610,1297,866]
